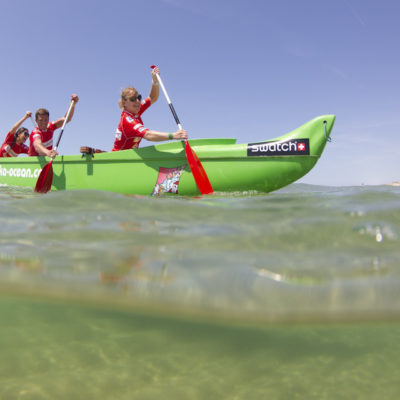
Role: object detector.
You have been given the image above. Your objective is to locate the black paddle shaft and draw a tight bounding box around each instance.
[169,103,181,126]
[53,101,75,151]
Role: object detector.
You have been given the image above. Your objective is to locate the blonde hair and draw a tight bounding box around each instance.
[119,87,138,110]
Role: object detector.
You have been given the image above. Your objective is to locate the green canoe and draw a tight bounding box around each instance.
[0,115,335,195]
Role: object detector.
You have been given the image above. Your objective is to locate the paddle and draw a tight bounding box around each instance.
[150,65,213,195]
[34,101,75,194]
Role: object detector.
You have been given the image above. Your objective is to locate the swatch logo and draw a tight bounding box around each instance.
[247,139,310,156]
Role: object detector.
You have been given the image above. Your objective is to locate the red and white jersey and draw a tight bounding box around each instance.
[28,122,57,156]
[112,98,151,151]
[0,131,29,157]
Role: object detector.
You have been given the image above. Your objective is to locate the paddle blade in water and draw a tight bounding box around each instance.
[184,140,213,195]
[34,161,54,194]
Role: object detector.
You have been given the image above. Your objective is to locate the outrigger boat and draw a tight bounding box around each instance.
[0,115,335,196]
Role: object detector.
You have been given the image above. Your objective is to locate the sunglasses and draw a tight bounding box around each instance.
[127,94,142,102]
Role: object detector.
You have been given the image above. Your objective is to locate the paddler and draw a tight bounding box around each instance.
[0,111,32,157]
[28,94,79,157]
[112,66,187,151]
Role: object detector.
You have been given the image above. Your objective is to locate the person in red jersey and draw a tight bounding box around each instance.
[28,94,79,157]
[0,111,32,157]
[113,66,187,151]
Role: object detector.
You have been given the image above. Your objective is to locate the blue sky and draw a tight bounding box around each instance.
[0,0,398,185]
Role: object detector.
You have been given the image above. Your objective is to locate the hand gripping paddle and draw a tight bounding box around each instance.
[34,101,75,194]
[151,65,213,195]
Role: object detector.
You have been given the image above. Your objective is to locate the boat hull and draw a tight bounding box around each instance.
[0,115,335,195]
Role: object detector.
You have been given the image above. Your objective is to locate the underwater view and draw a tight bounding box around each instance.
[1,183,400,399]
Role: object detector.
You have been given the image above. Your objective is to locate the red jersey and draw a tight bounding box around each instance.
[0,131,29,157]
[28,122,57,156]
[112,98,151,151]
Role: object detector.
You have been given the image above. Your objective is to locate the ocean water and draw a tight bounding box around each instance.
[1,183,400,399]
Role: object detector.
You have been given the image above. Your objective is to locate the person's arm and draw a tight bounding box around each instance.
[80,146,106,155]
[9,111,32,135]
[4,145,17,157]
[143,129,187,142]
[54,94,79,129]
[33,138,58,158]
[148,67,160,104]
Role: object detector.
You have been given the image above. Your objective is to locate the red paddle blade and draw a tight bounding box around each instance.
[184,140,213,195]
[34,161,54,194]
